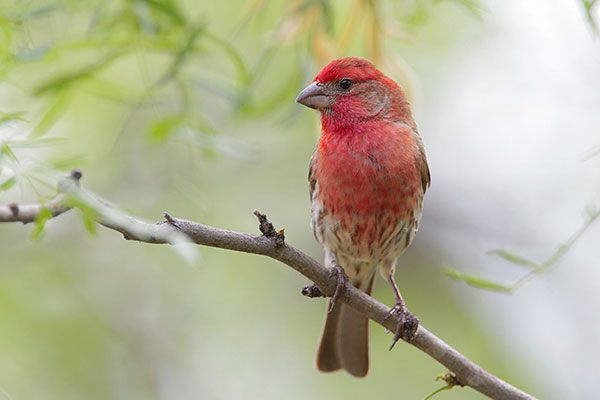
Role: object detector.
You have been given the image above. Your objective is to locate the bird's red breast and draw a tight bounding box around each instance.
[311,120,424,253]
[314,121,422,217]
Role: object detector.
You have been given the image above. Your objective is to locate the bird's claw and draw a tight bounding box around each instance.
[386,303,419,350]
[328,264,348,312]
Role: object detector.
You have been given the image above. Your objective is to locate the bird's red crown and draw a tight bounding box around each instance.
[314,57,383,83]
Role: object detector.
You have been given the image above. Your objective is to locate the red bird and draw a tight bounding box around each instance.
[296,57,430,377]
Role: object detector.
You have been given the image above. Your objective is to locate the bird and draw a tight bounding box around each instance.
[296,57,430,377]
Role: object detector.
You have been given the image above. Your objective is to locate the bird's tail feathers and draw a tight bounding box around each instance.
[316,275,375,377]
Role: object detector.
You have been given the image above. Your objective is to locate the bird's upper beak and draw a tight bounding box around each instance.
[296,82,333,110]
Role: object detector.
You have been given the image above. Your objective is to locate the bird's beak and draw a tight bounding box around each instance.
[296,82,333,110]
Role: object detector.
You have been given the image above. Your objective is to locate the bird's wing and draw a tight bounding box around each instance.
[415,135,431,193]
[308,151,317,201]
[308,151,324,244]
[395,121,431,194]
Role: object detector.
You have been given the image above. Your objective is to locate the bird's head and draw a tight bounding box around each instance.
[296,57,410,125]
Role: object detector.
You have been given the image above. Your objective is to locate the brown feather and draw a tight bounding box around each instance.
[414,134,431,192]
[316,275,375,377]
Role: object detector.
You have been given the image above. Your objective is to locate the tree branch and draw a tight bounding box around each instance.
[0,171,536,400]
[0,169,82,223]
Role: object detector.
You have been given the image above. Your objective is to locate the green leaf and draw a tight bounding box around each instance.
[581,0,599,34]
[147,115,185,142]
[486,249,539,269]
[423,385,452,400]
[29,92,71,138]
[81,212,97,235]
[0,176,16,191]
[84,77,152,105]
[30,207,52,241]
[0,111,27,127]
[33,52,123,96]
[161,23,206,82]
[66,197,98,235]
[444,267,513,292]
[138,0,186,26]
[0,143,18,162]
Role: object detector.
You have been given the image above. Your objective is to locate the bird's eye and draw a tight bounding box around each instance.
[339,78,353,90]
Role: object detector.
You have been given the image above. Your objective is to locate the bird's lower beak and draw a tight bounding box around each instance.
[296,82,333,110]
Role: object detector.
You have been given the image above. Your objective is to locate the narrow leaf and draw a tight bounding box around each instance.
[139,0,186,25]
[0,111,26,127]
[423,385,452,400]
[444,267,513,292]
[66,197,99,235]
[147,115,185,142]
[33,52,123,96]
[0,176,16,191]
[161,24,206,82]
[81,212,97,235]
[30,207,52,240]
[0,143,18,162]
[486,249,539,269]
[29,92,70,138]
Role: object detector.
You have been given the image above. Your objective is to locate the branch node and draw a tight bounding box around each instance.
[8,203,19,217]
[253,210,285,247]
[163,212,175,224]
[57,169,83,193]
[70,169,83,181]
[437,372,465,388]
[301,284,325,298]
[275,228,285,247]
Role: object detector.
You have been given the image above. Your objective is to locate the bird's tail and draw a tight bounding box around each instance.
[316,275,375,377]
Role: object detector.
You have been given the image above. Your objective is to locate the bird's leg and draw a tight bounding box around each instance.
[328,263,349,312]
[384,272,419,349]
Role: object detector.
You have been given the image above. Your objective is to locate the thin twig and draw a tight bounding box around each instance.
[0,169,81,224]
[0,171,537,400]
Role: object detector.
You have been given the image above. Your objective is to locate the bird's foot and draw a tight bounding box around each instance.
[385,302,419,350]
[328,264,349,312]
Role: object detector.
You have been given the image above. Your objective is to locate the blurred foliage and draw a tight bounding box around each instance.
[580,0,599,34]
[1,0,250,197]
[0,0,485,200]
[446,203,600,292]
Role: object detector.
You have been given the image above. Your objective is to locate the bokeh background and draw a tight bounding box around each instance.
[1,0,599,399]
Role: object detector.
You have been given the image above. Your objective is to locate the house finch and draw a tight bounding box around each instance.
[296,57,430,377]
